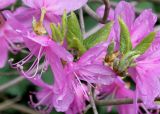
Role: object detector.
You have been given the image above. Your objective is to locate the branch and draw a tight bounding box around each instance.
[0,71,18,76]
[83,4,101,22]
[79,8,85,36]
[95,97,160,106]
[10,104,39,114]
[84,25,103,38]
[0,63,45,92]
[89,86,98,114]
[0,97,38,114]
[0,97,20,111]
[0,76,25,92]
[100,0,110,24]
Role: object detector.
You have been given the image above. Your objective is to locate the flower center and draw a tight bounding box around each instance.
[104,51,129,77]
[32,7,47,35]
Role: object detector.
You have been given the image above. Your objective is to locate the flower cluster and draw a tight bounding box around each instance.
[1,0,160,114]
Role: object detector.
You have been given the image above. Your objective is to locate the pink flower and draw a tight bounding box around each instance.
[0,0,16,10]
[4,11,75,112]
[97,1,160,108]
[65,43,116,86]
[0,13,23,68]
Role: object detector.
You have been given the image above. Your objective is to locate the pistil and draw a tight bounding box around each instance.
[32,7,47,35]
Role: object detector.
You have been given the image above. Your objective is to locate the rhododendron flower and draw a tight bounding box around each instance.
[0,0,16,10]
[22,53,74,113]
[97,1,160,108]
[65,43,116,87]
[0,13,23,68]
[4,11,73,78]
[129,32,160,108]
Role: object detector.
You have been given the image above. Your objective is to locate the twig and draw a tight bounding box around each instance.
[10,104,39,114]
[95,97,160,106]
[0,76,25,92]
[0,97,38,114]
[83,4,101,22]
[100,0,110,24]
[89,86,98,114]
[84,24,103,38]
[83,104,92,114]
[0,63,45,92]
[79,8,86,37]
[0,97,20,111]
[84,0,110,24]
[0,71,18,76]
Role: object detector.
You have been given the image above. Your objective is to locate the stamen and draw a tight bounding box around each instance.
[20,46,43,78]
[74,72,88,98]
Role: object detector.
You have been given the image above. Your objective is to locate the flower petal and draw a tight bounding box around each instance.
[0,38,8,68]
[0,0,16,10]
[48,41,73,62]
[131,9,157,46]
[114,1,135,43]
[78,64,116,85]
[23,0,87,15]
[79,43,109,64]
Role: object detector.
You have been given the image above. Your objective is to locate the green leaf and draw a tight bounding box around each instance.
[62,11,67,37]
[66,12,86,54]
[133,32,156,55]
[84,21,113,49]
[119,17,132,54]
[107,41,115,55]
[50,23,63,42]
[67,12,83,41]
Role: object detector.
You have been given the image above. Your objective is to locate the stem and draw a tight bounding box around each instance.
[0,76,25,92]
[79,8,86,37]
[89,86,98,114]
[95,97,160,106]
[101,0,110,24]
[83,5,101,22]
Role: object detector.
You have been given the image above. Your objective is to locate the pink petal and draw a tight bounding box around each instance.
[114,1,135,43]
[79,42,109,64]
[78,64,116,85]
[14,7,40,31]
[131,9,157,46]
[0,0,16,9]
[0,38,8,68]
[46,51,74,112]
[23,0,87,15]
[48,41,73,62]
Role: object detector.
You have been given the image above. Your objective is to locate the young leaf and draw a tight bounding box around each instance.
[50,23,63,42]
[119,17,132,54]
[133,32,156,55]
[62,11,67,37]
[67,12,83,41]
[84,21,113,49]
[66,12,86,54]
[107,41,115,55]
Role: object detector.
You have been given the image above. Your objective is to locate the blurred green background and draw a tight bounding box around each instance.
[0,0,160,114]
